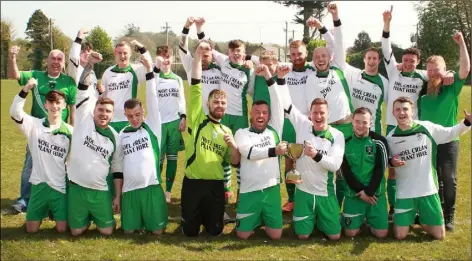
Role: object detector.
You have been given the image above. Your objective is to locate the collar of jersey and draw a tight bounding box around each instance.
[122,124,143,133]
[312,127,329,138]
[395,122,419,134]
[249,126,265,134]
[111,65,133,73]
[400,71,416,77]
[316,70,329,78]
[42,119,70,137]
[229,61,244,69]
[205,63,220,70]
[159,71,177,80]
[206,115,221,124]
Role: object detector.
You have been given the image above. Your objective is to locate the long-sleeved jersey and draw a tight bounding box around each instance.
[67,37,99,98]
[329,21,388,133]
[67,83,123,191]
[386,120,470,199]
[101,48,152,123]
[10,92,72,194]
[119,72,162,193]
[178,29,221,115]
[341,131,389,198]
[235,78,285,193]
[212,50,253,116]
[154,70,186,124]
[184,79,233,190]
[278,84,345,196]
[382,32,428,127]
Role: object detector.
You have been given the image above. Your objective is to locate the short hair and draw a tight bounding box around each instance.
[260,50,278,61]
[208,89,227,100]
[393,96,414,107]
[45,90,66,103]
[363,47,380,59]
[426,55,446,69]
[402,48,421,60]
[197,39,215,49]
[228,39,245,50]
[353,107,372,117]
[124,99,142,110]
[289,40,306,49]
[82,42,93,52]
[252,100,269,107]
[310,98,328,110]
[96,97,114,107]
[156,45,173,57]
[115,41,130,49]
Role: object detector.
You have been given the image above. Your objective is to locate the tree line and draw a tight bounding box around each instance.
[1,1,470,80]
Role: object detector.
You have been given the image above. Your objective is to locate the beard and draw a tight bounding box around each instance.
[427,77,442,97]
[209,109,224,120]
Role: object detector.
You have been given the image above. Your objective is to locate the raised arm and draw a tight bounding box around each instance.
[381,5,398,78]
[428,112,471,145]
[143,55,162,144]
[177,76,187,132]
[8,46,20,80]
[68,28,88,84]
[187,42,206,126]
[130,40,152,84]
[269,65,290,136]
[10,78,37,137]
[179,17,196,74]
[453,32,471,80]
[76,52,102,125]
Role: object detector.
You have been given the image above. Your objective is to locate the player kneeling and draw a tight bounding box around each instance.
[114,55,168,235]
[11,79,72,233]
[230,64,290,240]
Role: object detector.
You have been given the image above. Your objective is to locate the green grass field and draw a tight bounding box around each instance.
[1,79,471,260]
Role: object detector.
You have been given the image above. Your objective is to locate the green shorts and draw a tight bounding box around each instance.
[121,184,168,231]
[109,121,129,133]
[236,184,282,231]
[221,114,248,133]
[67,182,115,229]
[394,193,444,226]
[331,122,353,140]
[26,183,67,221]
[161,119,185,154]
[342,194,388,230]
[282,118,296,143]
[386,125,396,136]
[293,189,341,236]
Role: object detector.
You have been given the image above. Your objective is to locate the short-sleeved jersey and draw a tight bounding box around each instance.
[305,67,354,124]
[213,51,252,117]
[119,72,162,193]
[328,23,388,134]
[155,71,186,124]
[10,94,72,194]
[101,50,152,123]
[386,120,470,199]
[420,72,466,128]
[382,35,428,126]
[67,86,123,191]
[184,80,232,182]
[236,79,285,193]
[18,70,77,121]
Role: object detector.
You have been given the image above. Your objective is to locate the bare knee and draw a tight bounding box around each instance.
[98,227,113,236]
[372,229,388,239]
[344,229,359,237]
[25,222,41,234]
[394,227,409,240]
[327,233,341,241]
[237,231,254,240]
[55,221,68,233]
[265,228,282,240]
[298,234,310,240]
[71,229,85,236]
[152,229,164,235]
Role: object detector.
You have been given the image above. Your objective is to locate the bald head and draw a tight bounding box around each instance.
[47,49,65,77]
[313,47,331,72]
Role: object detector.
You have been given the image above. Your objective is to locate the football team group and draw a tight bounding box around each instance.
[6,3,470,240]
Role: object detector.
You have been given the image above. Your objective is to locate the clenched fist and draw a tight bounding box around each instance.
[223,133,237,150]
[307,17,322,29]
[24,78,38,91]
[453,32,464,45]
[276,142,288,156]
[276,65,291,78]
[255,64,271,79]
[185,17,195,29]
[327,2,339,18]
[88,52,103,65]
[77,28,88,39]
[9,45,20,58]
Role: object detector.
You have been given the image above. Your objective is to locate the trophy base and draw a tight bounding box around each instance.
[286,171,302,182]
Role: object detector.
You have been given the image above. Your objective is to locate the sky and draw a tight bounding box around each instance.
[1,1,419,49]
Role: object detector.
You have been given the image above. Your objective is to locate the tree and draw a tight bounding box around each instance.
[52,26,72,63]
[416,0,471,71]
[1,19,14,78]
[25,9,50,70]
[86,26,114,78]
[124,23,140,37]
[348,31,373,54]
[275,1,328,44]
[306,39,326,62]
